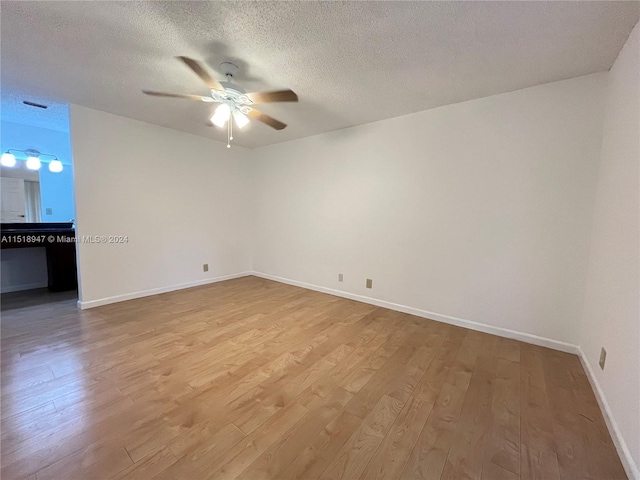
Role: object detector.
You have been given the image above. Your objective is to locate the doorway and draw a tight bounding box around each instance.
[0,95,77,304]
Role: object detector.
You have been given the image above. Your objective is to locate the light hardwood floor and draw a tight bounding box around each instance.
[1,276,626,479]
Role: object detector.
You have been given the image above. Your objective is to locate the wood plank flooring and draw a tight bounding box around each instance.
[0,276,627,479]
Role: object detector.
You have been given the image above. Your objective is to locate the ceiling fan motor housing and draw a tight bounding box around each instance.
[219,82,246,96]
[211,82,252,114]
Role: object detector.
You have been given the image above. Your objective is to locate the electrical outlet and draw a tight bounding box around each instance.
[366,278,373,289]
[45,208,52,215]
[599,347,606,370]
[203,264,209,272]
[338,273,343,282]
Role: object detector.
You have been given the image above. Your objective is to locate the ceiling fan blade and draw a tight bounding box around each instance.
[246,90,298,104]
[176,56,222,90]
[142,90,211,101]
[247,109,287,130]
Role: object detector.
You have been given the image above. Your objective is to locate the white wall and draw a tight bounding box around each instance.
[580,23,640,477]
[69,105,252,306]
[252,73,607,346]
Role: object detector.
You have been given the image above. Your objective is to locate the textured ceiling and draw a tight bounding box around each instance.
[1,1,638,149]
[1,92,69,133]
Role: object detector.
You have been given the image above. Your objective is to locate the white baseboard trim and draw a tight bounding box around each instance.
[1,281,48,294]
[578,347,639,480]
[250,271,579,354]
[77,272,252,310]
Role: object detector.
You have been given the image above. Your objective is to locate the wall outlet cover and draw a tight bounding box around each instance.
[366,278,373,289]
[46,208,52,215]
[599,347,606,369]
[203,264,209,272]
[338,273,343,282]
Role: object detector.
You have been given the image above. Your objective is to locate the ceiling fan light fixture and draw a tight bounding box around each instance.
[1,152,16,167]
[234,112,249,129]
[211,103,231,128]
[143,57,297,149]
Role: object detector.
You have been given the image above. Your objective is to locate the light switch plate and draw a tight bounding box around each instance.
[599,347,606,369]
[366,279,373,289]
[203,264,209,272]
[338,274,343,282]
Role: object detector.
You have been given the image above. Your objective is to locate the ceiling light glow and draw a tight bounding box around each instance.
[26,156,41,170]
[1,153,16,167]
[234,112,249,129]
[211,104,231,128]
[49,159,63,173]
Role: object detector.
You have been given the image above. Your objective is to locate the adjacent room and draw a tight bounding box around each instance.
[1,2,638,480]
[0,96,77,307]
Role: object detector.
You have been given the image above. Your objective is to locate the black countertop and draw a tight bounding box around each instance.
[1,222,74,234]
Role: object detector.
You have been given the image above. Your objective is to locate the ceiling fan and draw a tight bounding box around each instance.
[143,56,298,148]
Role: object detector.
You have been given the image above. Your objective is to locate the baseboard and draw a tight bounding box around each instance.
[578,347,640,480]
[250,271,579,354]
[0,281,48,294]
[77,272,252,309]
